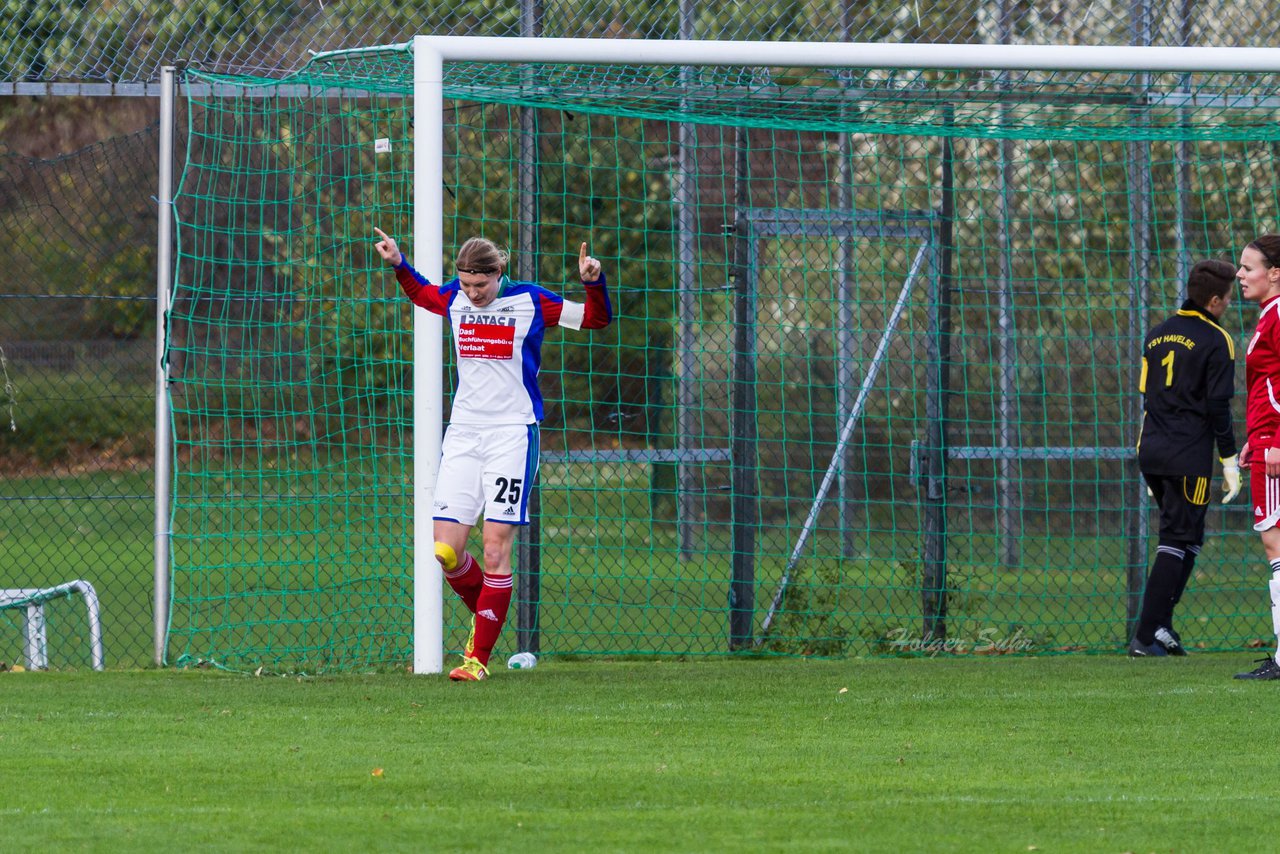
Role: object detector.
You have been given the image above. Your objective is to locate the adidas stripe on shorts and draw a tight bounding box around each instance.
[1251,435,1280,532]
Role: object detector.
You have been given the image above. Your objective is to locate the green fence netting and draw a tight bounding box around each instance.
[165,46,1280,671]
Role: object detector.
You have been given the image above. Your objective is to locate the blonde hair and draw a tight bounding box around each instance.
[455,237,509,274]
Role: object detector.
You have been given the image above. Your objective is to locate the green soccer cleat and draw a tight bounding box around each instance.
[448,656,489,682]
[463,614,476,659]
[1234,658,1280,680]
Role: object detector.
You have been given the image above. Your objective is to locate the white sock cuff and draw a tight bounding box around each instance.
[482,573,514,590]
[443,552,476,580]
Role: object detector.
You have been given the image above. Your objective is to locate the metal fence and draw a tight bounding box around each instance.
[3,1,1279,668]
[3,0,1280,94]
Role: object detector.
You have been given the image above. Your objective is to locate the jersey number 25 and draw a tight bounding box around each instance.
[495,477,523,505]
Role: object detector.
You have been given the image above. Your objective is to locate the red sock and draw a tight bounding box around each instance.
[443,551,483,613]
[472,573,514,666]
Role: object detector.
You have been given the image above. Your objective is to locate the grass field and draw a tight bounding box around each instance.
[3,654,1279,852]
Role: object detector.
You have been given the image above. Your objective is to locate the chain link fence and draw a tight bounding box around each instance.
[3,2,1279,668]
[3,0,1279,93]
[0,126,160,667]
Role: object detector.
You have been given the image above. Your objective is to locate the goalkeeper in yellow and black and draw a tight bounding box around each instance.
[1132,259,1241,657]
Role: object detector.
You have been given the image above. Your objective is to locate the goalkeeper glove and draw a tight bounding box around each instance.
[1221,455,1241,504]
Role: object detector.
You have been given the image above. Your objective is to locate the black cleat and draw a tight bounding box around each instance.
[1234,658,1280,680]
[1128,638,1169,658]
[1154,627,1187,656]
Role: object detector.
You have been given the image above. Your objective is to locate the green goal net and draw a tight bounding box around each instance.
[165,43,1280,671]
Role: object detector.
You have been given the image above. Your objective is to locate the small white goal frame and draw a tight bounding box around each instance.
[0,580,104,671]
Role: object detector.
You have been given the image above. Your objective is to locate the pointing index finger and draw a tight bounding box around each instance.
[579,242,588,264]
[374,227,389,240]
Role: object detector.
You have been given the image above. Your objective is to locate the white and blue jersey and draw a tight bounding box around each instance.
[394,261,612,426]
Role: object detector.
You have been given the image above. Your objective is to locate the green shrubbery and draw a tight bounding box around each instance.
[0,372,152,464]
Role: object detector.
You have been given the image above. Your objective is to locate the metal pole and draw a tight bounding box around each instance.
[1125,173,1153,635]
[996,137,1019,567]
[514,0,543,656]
[1173,0,1194,288]
[995,0,1020,567]
[729,127,757,650]
[153,65,176,667]
[921,112,955,641]
[836,0,856,558]
[1125,0,1154,642]
[674,0,699,556]
[835,167,855,558]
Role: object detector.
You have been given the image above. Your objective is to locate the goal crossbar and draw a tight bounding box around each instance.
[402,36,1280,73]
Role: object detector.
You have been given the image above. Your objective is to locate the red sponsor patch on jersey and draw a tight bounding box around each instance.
[458,323,516,359]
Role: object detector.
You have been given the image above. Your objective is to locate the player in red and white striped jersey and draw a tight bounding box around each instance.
[1236,234,1280,680]
[374,229,612,681]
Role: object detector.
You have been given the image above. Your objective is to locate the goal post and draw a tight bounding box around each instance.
[411,42,445,675]
[163,37,1280,673]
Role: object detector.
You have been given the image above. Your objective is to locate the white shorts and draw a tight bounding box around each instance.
[432,423,538,526]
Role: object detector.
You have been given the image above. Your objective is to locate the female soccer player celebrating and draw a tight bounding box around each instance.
[1235,234,1280,680]
[374,228,612,681]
